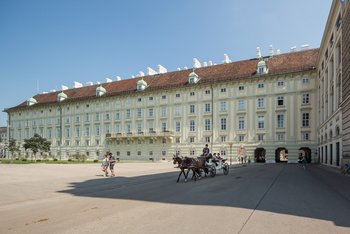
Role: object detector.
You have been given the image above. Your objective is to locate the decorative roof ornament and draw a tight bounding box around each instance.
[256,47,262,59]
[223,54,231,63]
[269,45,274,57]
[193,58,201,68]
[96,85,107,97]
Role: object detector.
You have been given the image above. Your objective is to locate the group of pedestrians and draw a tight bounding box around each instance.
[101,152,116,177]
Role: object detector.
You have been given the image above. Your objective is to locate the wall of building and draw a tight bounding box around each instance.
[342,0,350,163]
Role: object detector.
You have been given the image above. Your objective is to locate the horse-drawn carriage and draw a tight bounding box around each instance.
[173,154,229,182]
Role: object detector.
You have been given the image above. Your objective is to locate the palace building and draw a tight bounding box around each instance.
[4,48,319,163]
[317,0,350,167]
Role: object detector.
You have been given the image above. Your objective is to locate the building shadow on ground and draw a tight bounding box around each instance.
[58,164,350,228]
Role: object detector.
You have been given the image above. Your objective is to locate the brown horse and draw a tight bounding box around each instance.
[172,154,198,182]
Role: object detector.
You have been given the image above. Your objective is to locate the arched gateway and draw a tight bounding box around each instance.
[299,147,312,163]
[254,148,266,163]
[275,148,288,163]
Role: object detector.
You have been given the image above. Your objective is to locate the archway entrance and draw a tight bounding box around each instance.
[299,147,311,163]
[275,148,288,163]
[254,148,266,163]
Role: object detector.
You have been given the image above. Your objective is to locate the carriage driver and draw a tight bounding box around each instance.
[202,144,210,157]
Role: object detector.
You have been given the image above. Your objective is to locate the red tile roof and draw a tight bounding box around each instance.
[7,48,318,111]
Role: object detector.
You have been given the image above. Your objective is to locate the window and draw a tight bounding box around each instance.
[257,116,265,129]
[190,150,195,156]
[95,139,100,145]
[95,125,100,136]
[238,116,245,130]
[149,139,153,144]
[238,100,245,110]
[95,112,100,121]
[75,128,80,137]
[238,85,244,91]
[65,128,70,138]
[277,114,284,128]
[127,151,131,156]
[205,136,211,143]
[257,98,264,108]
[161,106,167,117]
[175,122,181,132]
[221,88,226,93]
[190,92,195,96]
[190,137,195,143]
[137,108,142,117]
[149,96,153,101]
[221,118,227,130]
[175,93,181,98]
[85,140,90,146]
[302,77,309,84]
[85,127,90,137]
[189,104,195,114]
[189,120,195,131]
[126,109,131,119]
[302,132,310,141]
[239,135,245,142]
[205,103,211,113]
[302,113,310,127]
[277,81,284,87]
[175,106,181,116]
[162,95,166,99]
[176,137,180,143]
[161,122,167,132]
[205,89,211,94]
[148,108,154,117]
[85,113,90,122]
[105,113,110,120]
[258,134,264,141]
[115,110,120,120]
[258,83,264,89]
[138,98,142,102]
[277,96,284,106]
[302,93,310,104]
[138,151,142,156]
[277,133,285,141]
[220,102,227,112]
[221,136,226,142]
[126,124,131,133]
[205,119,211,131]
[137,123,142,133]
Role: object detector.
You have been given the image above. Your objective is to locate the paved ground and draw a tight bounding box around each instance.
[0,162,349,234]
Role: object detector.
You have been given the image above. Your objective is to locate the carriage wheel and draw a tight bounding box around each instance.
[210,165,216,177]
[223,163,229,175]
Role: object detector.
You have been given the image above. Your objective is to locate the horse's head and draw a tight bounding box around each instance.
[172,154,182,165]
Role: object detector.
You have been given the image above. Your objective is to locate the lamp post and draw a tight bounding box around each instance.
[229,142,233,165]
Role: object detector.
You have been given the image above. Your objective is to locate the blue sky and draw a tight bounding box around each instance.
[0,0,332,126]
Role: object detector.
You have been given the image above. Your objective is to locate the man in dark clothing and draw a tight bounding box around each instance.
[202,144,209,157]
[108,152,116,177]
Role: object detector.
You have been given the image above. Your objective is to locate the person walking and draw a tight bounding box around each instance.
[108,152,116,177]
[101,154,109,177]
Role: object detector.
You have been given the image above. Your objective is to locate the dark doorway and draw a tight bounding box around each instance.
[336,142,340,166]
[275,148,288,163]
[299,147,312,163]
[254,148,266,163]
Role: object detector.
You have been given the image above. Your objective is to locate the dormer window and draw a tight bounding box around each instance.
[137,79,148,91]
[96,85,106,97]
[26,97,38,106]
[188,71,200,84]
[57,92,68,102]
[257,60,268,75]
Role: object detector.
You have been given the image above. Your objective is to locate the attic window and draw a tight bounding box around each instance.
[188,71,200,84]
[96,86,106,97]
[137,79,148,91]
[257,60,268,75]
